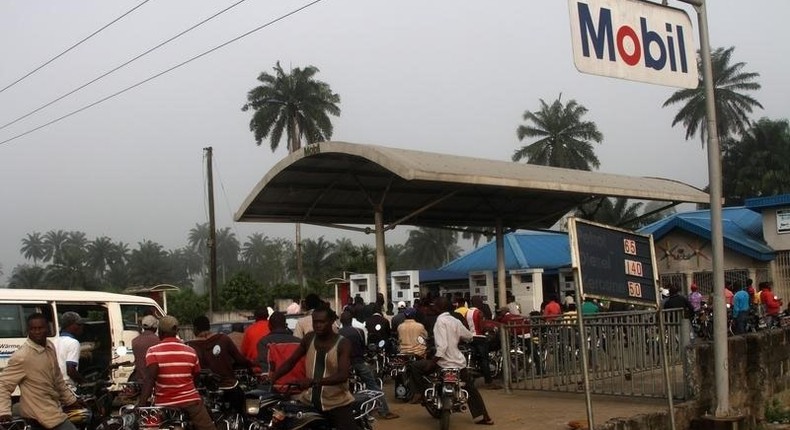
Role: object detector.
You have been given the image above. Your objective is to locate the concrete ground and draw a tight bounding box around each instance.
[374,381,669,430]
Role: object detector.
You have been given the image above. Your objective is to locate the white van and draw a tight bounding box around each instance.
[0,289,165,389]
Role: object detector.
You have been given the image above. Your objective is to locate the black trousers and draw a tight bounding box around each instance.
[470,337,493,384]
[323,403,361,430]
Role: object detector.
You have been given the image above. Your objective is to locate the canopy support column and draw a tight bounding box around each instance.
[496,218,507,309]
[375,207,389,305]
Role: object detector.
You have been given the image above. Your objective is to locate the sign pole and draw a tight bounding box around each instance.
[572,268,595,430]
[677,0,729,416]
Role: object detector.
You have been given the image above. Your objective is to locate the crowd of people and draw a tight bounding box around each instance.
[4,280,781,430]
[663,278,785,334]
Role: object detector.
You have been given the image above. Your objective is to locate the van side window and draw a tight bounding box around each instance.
[121,304,161,331]
[0,304,52,337]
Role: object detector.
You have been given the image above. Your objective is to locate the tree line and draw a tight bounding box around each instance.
[5,226,463,322]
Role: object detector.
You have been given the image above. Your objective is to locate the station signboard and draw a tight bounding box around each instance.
[568,0,698,89]
[569,217,659,306]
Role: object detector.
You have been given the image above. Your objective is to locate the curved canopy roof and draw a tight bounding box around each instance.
[235,141,709,230]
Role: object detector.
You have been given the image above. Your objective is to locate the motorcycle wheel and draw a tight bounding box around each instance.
[439,397,452,430]
[94,417,124,430]
[424,399,441,419]
[395,376,413,402]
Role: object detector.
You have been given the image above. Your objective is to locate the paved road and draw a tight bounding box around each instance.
[374,380,667,430]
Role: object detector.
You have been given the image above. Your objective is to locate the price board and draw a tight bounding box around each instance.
[568,218,659,306]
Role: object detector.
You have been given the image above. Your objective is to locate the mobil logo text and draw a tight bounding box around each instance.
[568,0,698,89]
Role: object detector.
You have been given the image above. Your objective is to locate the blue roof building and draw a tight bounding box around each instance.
[440,230,571,273]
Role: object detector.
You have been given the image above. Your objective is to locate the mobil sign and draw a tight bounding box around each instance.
[568,0,698,89]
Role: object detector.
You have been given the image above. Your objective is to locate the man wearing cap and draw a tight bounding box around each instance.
[0,313,83,430]
[390,301,408,333]
[54,311,86,386]
[132,315,160,386]
[138,316,214,430]
[397,307,427,358]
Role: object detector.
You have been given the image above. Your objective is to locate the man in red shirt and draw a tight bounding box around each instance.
[760,282,783,326]
[543,295,562,321]
[241,308,270,361]
[138,316,214,430]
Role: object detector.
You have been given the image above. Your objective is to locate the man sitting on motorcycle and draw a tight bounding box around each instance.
[137,316,215,430]
[398,307,428,358]
[267,305,361,430]
[407,297,494,425]
[188,315,255,413]
[0,313,85,430]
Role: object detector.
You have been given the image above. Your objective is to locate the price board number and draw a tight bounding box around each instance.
[627,282,642,298]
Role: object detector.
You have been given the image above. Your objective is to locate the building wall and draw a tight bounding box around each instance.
[654,230,768,274]
[761,207,790,250]
[653,230,773,299]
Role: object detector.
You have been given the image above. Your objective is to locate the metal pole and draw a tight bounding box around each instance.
[495,219,507,309]
[500,320,512,394]
[693,0,730,416]
[572,268,594,430]
[296,223,304,300]
[657,309,676,430]
[374,207,389,305]
[205,147,218,319]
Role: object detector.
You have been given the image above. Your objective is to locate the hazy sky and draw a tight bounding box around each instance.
[1,0,788,282]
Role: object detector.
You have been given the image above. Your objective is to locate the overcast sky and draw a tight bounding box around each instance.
[1,0,788,282]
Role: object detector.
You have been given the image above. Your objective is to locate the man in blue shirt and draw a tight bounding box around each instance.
[732,284,750,334]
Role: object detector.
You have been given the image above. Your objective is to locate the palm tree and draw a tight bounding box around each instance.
[188,223,211,261]
[216,227,240,271]
[242,62,341,293]
[242,61,341,152]
[722,118,790,203]
[20,232,46,265]
[663,46,763,145]
[241,233,272,267]
[513,95,603,171]
[43,229,69,263]
[404,227,462,269]
[9,265,47,289]
[46,246,90,290]
[301,236,335,284]
[575,197,644,228]
[86,236,114,282]
[128,240,171,286]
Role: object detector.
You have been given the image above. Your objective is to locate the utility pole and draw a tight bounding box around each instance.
[205,147,218,319]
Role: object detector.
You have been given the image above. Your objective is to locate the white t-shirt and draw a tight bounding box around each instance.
[434,312,473,369]
[53,334,81,385]
[286,302,301,315]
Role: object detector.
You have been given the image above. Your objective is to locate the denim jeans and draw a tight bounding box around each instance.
[352,361,391,414]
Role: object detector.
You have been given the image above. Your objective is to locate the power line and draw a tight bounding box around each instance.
[0,0,154,96]
[0,0,251,132]
[0,0,325,147]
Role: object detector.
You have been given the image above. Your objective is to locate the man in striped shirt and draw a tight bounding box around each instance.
[137,316,214,430]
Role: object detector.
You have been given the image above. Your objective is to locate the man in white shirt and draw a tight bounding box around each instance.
[54,311,86,387]
[286,297,302,315]
[407,297,494,425]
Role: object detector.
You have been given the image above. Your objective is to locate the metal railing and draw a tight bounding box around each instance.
[499,309,687,399]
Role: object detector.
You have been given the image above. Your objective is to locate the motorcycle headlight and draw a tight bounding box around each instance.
[245,398,260,416]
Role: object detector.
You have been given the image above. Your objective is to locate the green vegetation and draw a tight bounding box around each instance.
[764,398,790,424]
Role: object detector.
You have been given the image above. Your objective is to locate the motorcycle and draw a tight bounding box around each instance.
[96,404,193,430]
[246,387,382,430]
[692,302,714,340]
[364,340,388,385]
[389,353,417,401]
[422,368,469,430]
